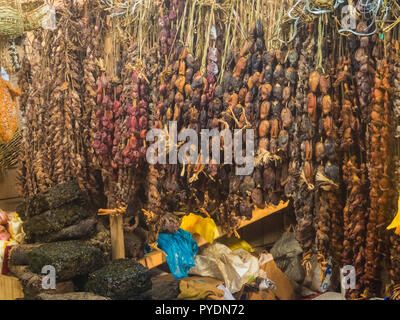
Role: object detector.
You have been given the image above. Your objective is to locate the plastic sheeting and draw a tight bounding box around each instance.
[189,243,259,294]
[157,228,198,280]
[180,214,219,244]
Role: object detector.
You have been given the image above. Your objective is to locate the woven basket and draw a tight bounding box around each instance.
[310,0,333,11]
[21,0,44,13]
[24,3,51,32]
[0,0,24,37]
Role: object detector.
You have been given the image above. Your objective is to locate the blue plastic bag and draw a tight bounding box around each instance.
[157,228,198,279]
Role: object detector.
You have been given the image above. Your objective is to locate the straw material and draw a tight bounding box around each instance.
[0,0,47,37]
[20,0,44,13]
[0,0,24,37]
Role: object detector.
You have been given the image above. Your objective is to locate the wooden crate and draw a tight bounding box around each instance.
[0,275,24,300]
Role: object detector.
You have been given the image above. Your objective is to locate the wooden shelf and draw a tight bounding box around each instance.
[138,200,290,269]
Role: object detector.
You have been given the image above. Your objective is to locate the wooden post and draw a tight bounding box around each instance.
[110,214,125,260]
[104,16,125,260]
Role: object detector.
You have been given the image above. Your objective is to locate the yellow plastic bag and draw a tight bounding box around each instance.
[221,237,254,253]
[180,214,219,244]
[387,193,400,235]
[0,78,20,144]
[8,213,25,244]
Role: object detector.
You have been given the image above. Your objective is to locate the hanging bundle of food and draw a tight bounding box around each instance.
[17,0,104,203]
[293,26,317,273]
[364,54,395,296]
[389,38,400,294]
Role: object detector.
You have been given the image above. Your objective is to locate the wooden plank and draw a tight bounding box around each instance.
[103,15,125,261]
[0,275,24,300]
[138,200,290,269]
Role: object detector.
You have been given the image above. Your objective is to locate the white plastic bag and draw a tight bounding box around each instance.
[303,254,332,293]
[189,243,259,293]
[41,5,56,30]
